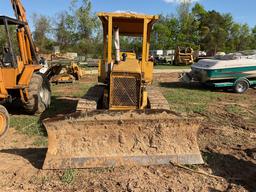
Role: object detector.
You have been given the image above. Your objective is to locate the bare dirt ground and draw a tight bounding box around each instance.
[0,73,256,192]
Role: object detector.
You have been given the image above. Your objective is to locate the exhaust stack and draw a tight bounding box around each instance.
[114,26,120,63]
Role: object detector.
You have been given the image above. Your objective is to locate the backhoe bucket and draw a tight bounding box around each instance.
[43,111,203,169]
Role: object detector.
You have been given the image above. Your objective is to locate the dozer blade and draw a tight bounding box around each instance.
[43,111,203,169]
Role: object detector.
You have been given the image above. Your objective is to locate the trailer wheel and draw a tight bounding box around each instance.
[0,105,9,139]
[23,73,51,114]
[234,79,249,94]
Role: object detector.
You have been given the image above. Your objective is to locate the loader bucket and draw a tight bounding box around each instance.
[43,111,203,169]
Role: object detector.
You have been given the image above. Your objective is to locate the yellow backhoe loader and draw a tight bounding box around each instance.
[44,62,83,84]
[43,12,203,169]
[0,0,51,139]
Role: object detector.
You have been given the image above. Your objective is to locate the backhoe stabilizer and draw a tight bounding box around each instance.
[43,111,203,170]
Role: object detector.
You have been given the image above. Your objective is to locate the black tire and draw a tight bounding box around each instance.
[234,79,249,94]
[73,73,80,81]
[23,73,51,114]
[0,105,9,139]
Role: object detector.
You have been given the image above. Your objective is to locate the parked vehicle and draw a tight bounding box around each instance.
[181,52,256,93]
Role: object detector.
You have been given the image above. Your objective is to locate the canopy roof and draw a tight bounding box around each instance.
[97,12,159,36]
[0,16,26,26]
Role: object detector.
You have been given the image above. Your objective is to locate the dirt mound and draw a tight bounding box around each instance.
[1,73,256,191]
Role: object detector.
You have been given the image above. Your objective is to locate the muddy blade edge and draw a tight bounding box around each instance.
[42,112,204,170]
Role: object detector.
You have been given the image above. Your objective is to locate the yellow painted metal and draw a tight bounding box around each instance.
[143,61,154,84]
[112,59,141,74]
[141,19,149,73]
[0,68,17,89]
[0,71,8,99]
[107,16,113,68]
[17,56,25,74]
[17,30,28,65]
[98,12,158,37]
[98,12,159,20]
[141,90,148,109]
[18,65,41,87]
[146,22,151,62]
[98,59,107,83]
[11,0,37,63]
[98,59,102,82]
[103,23,107,62]
[0,64,40,100]
[98,12,159,110]
[25,35,32,64]
[120,52,136,59]
[98,17,108,83]
[0,112,6,135]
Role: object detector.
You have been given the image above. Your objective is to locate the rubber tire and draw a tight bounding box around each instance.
[234,79,249,94]
[0,105,9,139]
[23,73,51,114]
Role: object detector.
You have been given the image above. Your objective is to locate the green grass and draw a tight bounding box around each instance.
[73,83,93,98]
[10,115,44,137]
[184,164,199,170]
[80,65,98,71]
[202,152,216,164]
[10,81,93,139]
[164,87,223,114]
[42,97,76,118]
[89,167,115,174]
[60,169,77,184]
[51,82,92,98]
[32,137,48,147]
[154,65,191,70]
[225,105,243,114]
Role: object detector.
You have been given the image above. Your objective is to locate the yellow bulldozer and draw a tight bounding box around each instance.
[0,0,51,139]
[43,12,203,169]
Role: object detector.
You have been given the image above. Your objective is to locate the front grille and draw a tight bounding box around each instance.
[110,75,141,108]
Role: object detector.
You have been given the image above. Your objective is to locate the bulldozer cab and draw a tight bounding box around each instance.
[98,12,159,84]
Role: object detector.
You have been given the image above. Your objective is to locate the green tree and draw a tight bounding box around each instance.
[250,26,256,49]
[54,0,100,56]
[152,15,179,50]
[199,11,232,53]
[55,12,77,50]
[32,14,53,52]
[176,1,200,49]
[228,23,252,51]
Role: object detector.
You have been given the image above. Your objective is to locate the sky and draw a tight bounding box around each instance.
[0,0,256,28]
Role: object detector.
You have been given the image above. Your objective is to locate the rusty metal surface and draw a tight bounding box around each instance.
[43,111,203,169]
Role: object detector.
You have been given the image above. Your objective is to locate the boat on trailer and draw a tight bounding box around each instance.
[182,51,256,93]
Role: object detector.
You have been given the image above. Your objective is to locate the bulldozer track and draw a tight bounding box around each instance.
[76,85,104,111]
[147,86,170,110]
